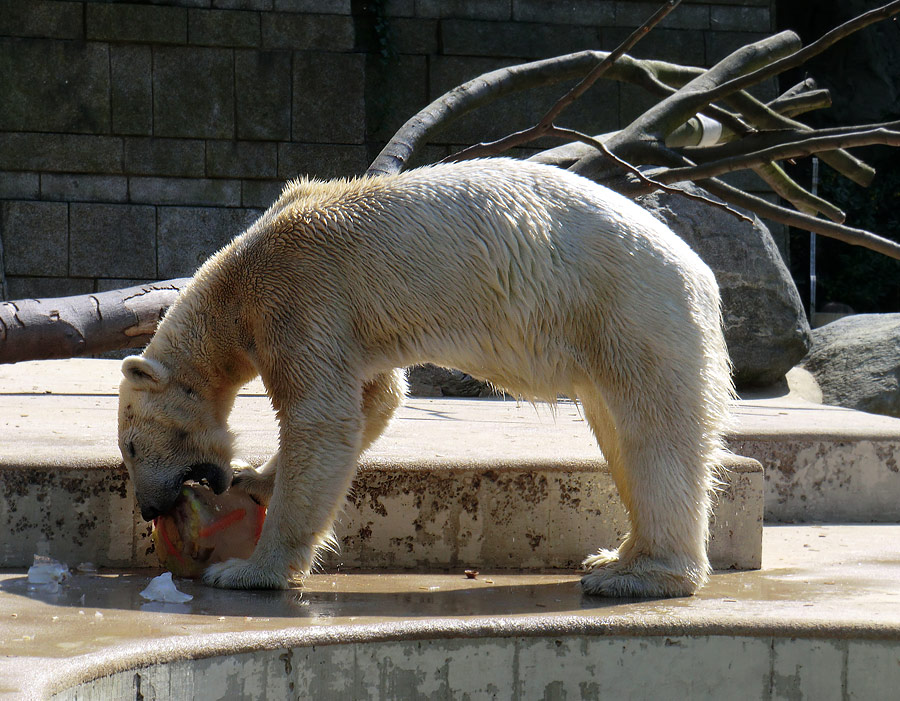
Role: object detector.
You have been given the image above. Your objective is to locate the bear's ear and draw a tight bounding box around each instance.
[121,356,170,392]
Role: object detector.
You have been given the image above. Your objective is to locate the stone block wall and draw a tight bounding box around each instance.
[0,0,774,300]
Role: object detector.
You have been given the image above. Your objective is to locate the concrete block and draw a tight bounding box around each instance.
[416,0,512,20]
[615,1,710,30]
[274,0,353,12]
[69,203,157,278]
[292,53,366,143]
[711,5,773,33]
[5,276,93,300]
[0,465,139,569]
[235,50,293,141]
[513,0,615,26]
[441,19,599,58]
[332,455,762,571]
[153,47,235,139]
[0,172,39,200]
[261,12,354,50]
[847,641,900,699]
[86,3,187,44]
[772,638,845,701]
[277,143,369,180]
[214,0,274,9]
[95,278,157,293]
[241,179,285,208]
[111,45,153,136]
[0,134,123,175]
[41,174,128,203]
[356,17,438,55]
[124,137,205,178]
[189,8,262,47]
[206,141,278,179]
[0,38,110,133]
[365,55,428,142]
[619,81,662,128]
[736,435,900,523]
[0,201,68,276]
[428,56,619,146]
[603,27,706,66]
[0,0,84,40]
[157,206,261,277]
[129,177,242,207]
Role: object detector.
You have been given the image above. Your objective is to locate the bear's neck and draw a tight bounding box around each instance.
[149,273,257,406]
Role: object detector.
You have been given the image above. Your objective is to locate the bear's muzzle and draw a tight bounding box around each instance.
[138,462,234,521]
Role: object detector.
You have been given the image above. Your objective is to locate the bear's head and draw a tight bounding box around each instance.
[118,356,235,521]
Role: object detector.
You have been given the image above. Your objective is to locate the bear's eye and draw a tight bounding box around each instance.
[127,441,137,458]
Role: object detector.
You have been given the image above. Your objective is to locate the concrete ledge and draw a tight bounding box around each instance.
[730,397,900,522]
[0,360,761,571]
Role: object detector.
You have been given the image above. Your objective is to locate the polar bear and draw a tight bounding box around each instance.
[118,158,733,597]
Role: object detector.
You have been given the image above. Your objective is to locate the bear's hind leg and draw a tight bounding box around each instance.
[360,369,406,452]
[578,388,719,598]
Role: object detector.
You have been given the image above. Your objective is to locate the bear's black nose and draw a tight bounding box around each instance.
[141,505,161,522]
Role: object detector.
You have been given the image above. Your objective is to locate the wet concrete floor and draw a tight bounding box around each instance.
[2,525,899,666]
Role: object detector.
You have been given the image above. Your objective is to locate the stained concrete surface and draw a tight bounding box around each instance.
[2,360,900,698]
[1,525,899,698]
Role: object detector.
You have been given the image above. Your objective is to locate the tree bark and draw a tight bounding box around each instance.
[0,279,190,364]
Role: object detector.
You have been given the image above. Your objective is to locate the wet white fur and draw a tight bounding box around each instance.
[118,158,733,597]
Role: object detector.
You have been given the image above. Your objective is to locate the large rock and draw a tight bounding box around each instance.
[407,364,495,398]
[800,314,900,418]
[638,183,811,387]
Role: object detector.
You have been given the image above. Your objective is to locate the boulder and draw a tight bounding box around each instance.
[637,183,811,387]
[406,364,496,398]
[800,314,900,418]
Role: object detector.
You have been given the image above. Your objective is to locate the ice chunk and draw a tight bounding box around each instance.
[139,572,193,603]
[27,555,69,592]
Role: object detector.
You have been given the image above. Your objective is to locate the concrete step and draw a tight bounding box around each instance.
[730,394,900,522]
[1,525,898,700]
[0,359,761,572]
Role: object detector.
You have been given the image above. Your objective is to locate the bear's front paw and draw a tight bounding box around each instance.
[230,462,274,507]
[203,558,295,590]
[581,549,704,598]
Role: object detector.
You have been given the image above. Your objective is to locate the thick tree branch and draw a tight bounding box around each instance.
[767,89,832,119]
[707,1,900,107]
[548,126,752,223]
[569,31,802,180]
[0,279,190,364]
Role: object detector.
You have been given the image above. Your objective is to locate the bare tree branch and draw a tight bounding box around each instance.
[751,162,846,222]
[707,1,900,107]
[0,279,190,364]
[700,176,900,259]
[442,0,684,163]
[658,128,900,184]
[767,89,832,119]
[548,126,753,223]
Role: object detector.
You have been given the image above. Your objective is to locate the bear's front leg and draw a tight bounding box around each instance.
[204,406,364,589]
